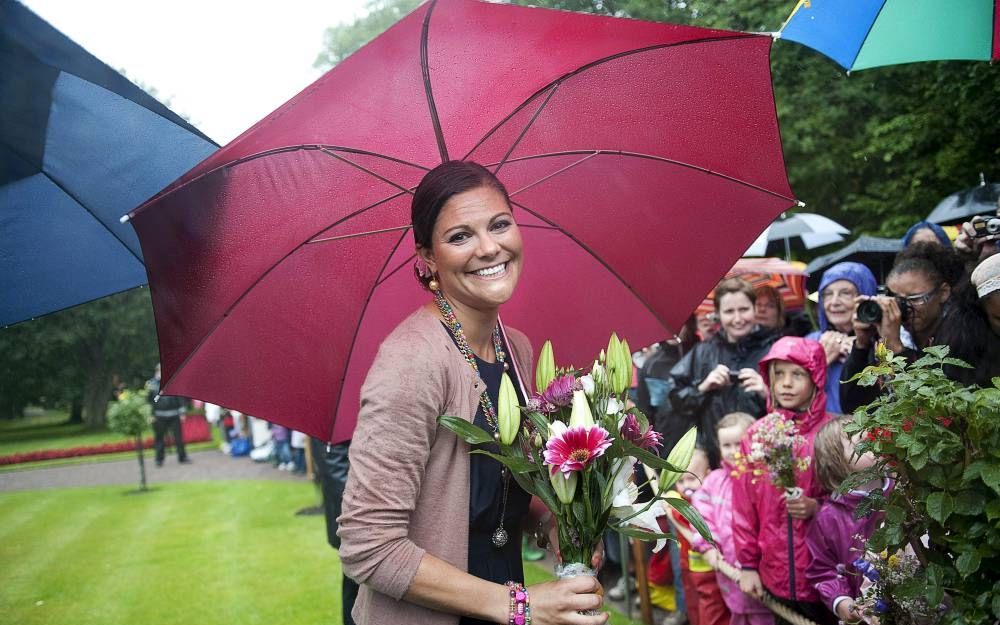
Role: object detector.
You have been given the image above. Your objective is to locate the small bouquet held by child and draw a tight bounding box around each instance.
[438,333,713,582]
[734,411,811,501]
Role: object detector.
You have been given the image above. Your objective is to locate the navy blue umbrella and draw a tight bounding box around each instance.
[1,0,217,326]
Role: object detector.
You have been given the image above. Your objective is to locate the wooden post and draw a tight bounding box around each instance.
[630,538,654,625]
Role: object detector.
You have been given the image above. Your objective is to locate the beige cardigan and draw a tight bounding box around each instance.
[337,306,533,625]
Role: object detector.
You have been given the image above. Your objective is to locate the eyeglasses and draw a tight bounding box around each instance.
[890,284,943,308]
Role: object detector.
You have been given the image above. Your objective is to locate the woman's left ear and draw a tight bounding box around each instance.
[940,283,952,303]
[416,245,436,274]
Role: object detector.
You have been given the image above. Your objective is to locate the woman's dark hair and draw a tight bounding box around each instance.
[889,241,964,286]
[411,161,511,249]
[713,277,756,311]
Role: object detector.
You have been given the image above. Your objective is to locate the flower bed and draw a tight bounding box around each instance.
[0,415,212,466]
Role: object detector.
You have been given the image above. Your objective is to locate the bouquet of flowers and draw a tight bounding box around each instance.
[733,411,810,500]
[438,333,713,579]
[851,550,945,625]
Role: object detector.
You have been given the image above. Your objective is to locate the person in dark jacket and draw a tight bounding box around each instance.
[667,278,777,467]
[635,315,699,444]
[310,438,359,625]
[146,363,190,466]
[840,243,975,413]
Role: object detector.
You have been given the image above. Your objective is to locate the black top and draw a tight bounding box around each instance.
[443,325,530,625]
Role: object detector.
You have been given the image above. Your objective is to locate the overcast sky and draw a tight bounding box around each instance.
[22,0,370,144]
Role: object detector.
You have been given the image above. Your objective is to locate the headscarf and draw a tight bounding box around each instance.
[971,254,1000,299]
[902,221,952,248]
[816,262,878,332]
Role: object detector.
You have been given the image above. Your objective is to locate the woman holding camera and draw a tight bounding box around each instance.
[839,242,971,413]
[667,277,777,468]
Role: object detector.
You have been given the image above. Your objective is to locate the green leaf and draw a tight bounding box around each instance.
[437,416,494,444]
[613,524,674,544]
[531,477,561,514]
[955,551,981,576]
[954,490,985,516]
[963,461,987,481]
[910,452,928,471]
[468,450,537,474]
[942,357,974,369]
[925,491,953,524]
[992,377,1000,390]
[624,441,684,473]
[572,500,588,526]
[982,465,1000,495]
[664,496,714,546]
[986,499,1000,521]
[993,593,1000,618]
[526,411,549,436]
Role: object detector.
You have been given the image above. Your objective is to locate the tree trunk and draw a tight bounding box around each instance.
[136,433,148,491]
[67,399,83,423]
[82,368,113,429]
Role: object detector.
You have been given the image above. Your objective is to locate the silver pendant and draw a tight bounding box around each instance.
[491,526,509,548]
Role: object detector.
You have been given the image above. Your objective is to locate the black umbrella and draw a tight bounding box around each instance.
[926,175,1000,226]
[805,235,902,291]
[1,0,217,326]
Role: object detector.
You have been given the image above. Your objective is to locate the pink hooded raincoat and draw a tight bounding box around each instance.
[733,337,831,602]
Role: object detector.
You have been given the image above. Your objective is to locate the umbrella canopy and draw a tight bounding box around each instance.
[805,235,902,290]
[130,0,796,443]
[926,179,1000,225]
[767,212,849,259]
[0,0,218,327]
[779,0,1000,71]
[696,257,809,316]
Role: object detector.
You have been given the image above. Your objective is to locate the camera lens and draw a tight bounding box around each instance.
[987,217,1000,235]
[856,299,882,324]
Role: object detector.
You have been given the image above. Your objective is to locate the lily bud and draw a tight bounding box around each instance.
[497,372,520,446]
[599,349,606,363]
[535,340,556,395]
[658,426,698,492]
[569,390,595,428]
[591,360,607,386]
[606,333,630,395]
[550,470,579,504]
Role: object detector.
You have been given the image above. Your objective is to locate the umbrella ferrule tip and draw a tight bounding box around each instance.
[119,214,132,224]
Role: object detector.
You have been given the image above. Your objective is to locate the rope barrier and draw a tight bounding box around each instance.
[713,558,822,625]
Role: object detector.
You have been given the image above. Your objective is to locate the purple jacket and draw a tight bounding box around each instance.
[805,479,893,612]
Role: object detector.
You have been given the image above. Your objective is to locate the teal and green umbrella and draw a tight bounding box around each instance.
[779,0,999,71]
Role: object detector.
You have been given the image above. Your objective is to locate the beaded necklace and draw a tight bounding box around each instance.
[433,289,512,548]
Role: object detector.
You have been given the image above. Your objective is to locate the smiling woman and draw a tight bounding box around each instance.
[336,161,607,625]
[665,277,779,468]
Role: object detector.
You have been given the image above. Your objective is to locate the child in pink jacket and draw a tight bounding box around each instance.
[691,412,774,625]
[733,337,836,625]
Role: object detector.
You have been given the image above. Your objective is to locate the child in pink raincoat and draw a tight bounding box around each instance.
[733,336,837,625]
[691,412,774,625]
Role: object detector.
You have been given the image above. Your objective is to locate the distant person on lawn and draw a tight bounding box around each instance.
[146,364,191,466]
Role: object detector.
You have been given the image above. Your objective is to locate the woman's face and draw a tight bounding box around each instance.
[821,279,859,332]
[418,185,523,314]
[718,292,755,342]
[908,228,942,246]
[887,270,950,337]
[754,292,781,330]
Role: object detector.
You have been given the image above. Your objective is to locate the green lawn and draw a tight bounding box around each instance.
[0,411,131,456]
[0,481,640,625]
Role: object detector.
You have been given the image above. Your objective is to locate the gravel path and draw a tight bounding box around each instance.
[0,449,306,492]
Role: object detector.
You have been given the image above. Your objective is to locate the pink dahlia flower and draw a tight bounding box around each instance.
[620,413,663,451]
[543,425,613,475]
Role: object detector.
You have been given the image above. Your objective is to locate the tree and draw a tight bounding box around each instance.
[314,0,422,71]
[0,288,159,427]
[106,388,152,491]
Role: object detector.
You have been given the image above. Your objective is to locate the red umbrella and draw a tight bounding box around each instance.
[696,257,810,316]
[130,0,797,443]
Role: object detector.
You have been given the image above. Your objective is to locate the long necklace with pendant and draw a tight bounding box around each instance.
[434,289,512,548]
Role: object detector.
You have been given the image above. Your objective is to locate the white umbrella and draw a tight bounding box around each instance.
[767,212,849,260]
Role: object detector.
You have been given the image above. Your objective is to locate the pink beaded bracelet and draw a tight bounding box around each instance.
[506,581,531,625]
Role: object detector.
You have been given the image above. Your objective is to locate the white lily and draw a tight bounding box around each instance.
[579,374,595,397]
[606,397,624,415]
[606,455,637,510]
[568,390,595,428]
[612,502,669,552]
[548,419,568,440]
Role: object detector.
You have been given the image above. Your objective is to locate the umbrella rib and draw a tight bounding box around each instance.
[319,148,419,196]
[493,150,797,203]
[508,198,674,335]
[328,227,413,442]
[421,0,449,163]
[32,167,146,264]
[850,0,890,69]
[129,145,427,219]
[310,225,413,245]
[506,152,600,197]
[463,33,760,161]
[492,83,562,177]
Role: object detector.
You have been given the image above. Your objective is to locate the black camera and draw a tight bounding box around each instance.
[972,216,1000,238]
[856,292,909,324]
[728,371,741,385]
